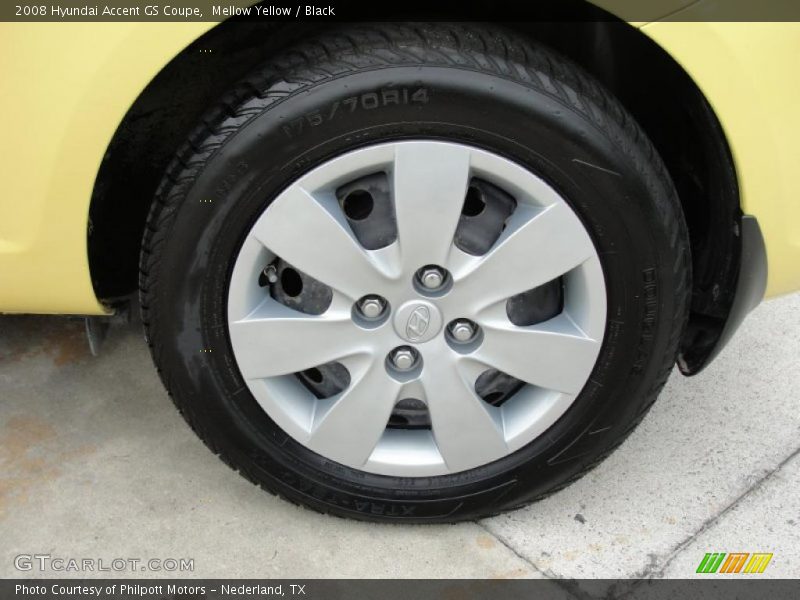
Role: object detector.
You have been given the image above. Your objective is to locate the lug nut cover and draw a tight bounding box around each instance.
[419,266,446,290]
[358,296,385,319]
[449,319,477,342]
[390,347,417,371]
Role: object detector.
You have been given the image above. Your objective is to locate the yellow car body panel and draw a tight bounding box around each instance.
[0,22,213,314]
[0,19,798,314]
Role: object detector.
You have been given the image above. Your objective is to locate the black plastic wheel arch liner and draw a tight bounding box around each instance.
[678,215,768,375]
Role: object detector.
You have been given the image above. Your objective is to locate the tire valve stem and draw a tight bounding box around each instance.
[262,265,278,285]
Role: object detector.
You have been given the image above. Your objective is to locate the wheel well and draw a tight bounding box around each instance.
[87,20,327,300]
[88,14,740,375]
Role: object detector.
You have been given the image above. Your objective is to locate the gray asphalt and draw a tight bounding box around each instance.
[1,293,798,594]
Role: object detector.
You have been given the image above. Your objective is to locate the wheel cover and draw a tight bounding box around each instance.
[227,141,607,477]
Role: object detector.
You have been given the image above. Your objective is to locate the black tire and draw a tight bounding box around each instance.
[140,23,690,522]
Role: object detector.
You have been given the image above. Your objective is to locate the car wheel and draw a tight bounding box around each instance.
[139,24,690,522]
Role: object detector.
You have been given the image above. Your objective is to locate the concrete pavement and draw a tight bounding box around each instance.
[1,293,798,594]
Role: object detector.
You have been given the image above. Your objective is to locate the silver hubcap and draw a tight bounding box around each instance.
[227,141,606,476]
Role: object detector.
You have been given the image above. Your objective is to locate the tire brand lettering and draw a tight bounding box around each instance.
[354,501,416,516]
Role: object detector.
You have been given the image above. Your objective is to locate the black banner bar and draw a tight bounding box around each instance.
[2,0,800,22]
[4,579,800,600]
